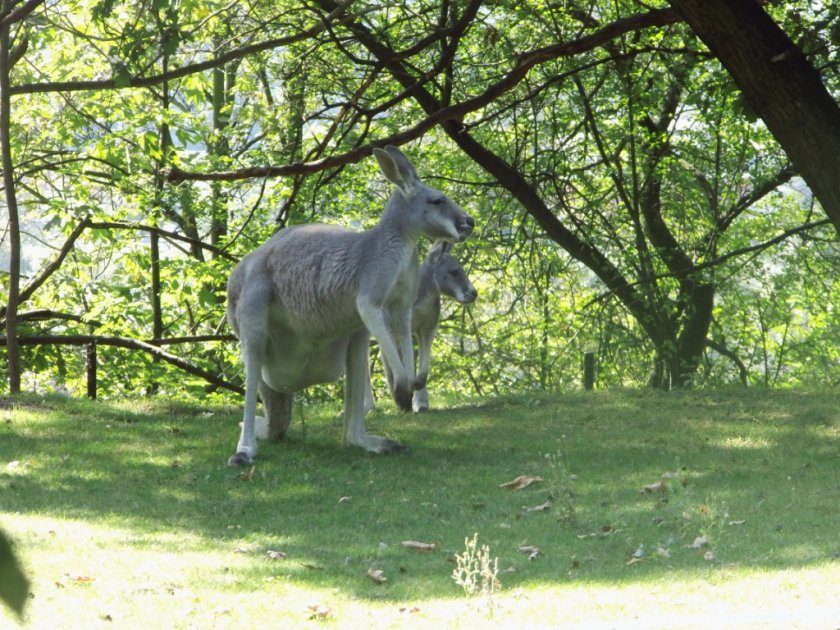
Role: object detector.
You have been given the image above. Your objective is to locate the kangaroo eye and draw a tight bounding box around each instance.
[429,197,444,206]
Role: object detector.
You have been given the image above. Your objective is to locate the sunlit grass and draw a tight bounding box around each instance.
[1,388,838,628]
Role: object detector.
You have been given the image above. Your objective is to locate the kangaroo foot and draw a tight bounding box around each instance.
[227,452,255,467]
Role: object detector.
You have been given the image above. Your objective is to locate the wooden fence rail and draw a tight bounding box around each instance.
[0,334,242,398]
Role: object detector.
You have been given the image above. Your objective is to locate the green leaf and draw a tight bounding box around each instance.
[0,530,29,618]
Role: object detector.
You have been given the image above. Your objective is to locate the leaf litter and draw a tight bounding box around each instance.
[499,475,543,490]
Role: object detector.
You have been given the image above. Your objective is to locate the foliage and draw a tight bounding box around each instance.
[0,529,29,618]
[2,1,840,397]
[0,390,838,627]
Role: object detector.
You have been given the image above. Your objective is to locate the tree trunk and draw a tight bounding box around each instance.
[0,1,20,393]
[668,0,840,237]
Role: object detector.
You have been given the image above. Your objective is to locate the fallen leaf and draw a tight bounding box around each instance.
[703,550,716,561]
[367,568,387,584]
[307,604,331,620]
[399,606,421,614]
[523,500,552,513]
[338,496,352,504]
[266,550,287,560]
[625,557,644,566]
[58,574,95,586]
[401,540,437,552]
[641,481,666,493]
[237,466,256,481]
[728,520,747,526]
[630,544,645,560]
[655,545,671,558]
[517,545,540,560]
[688,536,708,549]
[499,475,543,490]
[300,563,324,571]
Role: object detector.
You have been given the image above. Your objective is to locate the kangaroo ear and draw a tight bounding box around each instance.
[427,239,451,262]
[374,146,418,198]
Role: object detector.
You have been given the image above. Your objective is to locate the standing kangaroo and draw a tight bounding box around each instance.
[376,240,477,412]
[226,146,474,465]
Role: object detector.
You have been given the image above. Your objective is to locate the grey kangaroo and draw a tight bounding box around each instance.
[375,240,477,413]
[225,146,474,465]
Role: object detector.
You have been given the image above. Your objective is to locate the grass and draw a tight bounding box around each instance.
[1,388,838,628]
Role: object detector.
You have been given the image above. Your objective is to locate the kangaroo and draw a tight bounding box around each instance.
[226,146,474,465]
[374,240,477,412]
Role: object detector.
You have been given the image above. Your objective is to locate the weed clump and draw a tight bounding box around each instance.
[452,533,501,609]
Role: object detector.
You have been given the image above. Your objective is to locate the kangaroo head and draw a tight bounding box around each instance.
[427,240,478,305]
[374,146,474,242]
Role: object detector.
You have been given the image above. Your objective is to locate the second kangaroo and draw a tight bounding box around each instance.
[376,240,477,412]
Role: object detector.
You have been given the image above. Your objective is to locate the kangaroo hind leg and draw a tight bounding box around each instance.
[260,380,293,442]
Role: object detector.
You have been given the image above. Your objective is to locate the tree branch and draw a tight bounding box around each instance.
[0,334,243,394]
[87,220,238,261]
[8,0,354,96]
[168,5,682,182]
[0,0,44,28]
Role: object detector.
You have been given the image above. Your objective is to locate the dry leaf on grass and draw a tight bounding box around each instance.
[523,500,551,513]
[266,550,287,560]
[625,544,645,565]
[688,535,708,549]
[237,465,256,481]
[367,568,387,584]
[517,545,540,561]
[307,604,332,620]
[641,481,666,493]
[401,540,437,552]
[57,574,95,587]
[499,475,543,490]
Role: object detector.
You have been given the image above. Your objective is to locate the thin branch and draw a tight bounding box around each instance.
[584,218,835,307]
[13,216,90,309]
[9,0,354,95]
[168,6,682,182]
[87,220,237,261]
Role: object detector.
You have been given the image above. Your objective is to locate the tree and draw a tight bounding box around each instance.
[668,0,840,237]
[3,0,839,396]
[0,0,42,393]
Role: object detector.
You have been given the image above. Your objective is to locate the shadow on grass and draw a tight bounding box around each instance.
[1,388,838,602]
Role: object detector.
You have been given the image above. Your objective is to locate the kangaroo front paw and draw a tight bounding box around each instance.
[414,373,428,390]
[227,451,254,467]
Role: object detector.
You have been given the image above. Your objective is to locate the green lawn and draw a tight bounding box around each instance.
[1,388,838,628]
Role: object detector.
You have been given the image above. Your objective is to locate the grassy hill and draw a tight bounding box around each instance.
[1,388,838,628]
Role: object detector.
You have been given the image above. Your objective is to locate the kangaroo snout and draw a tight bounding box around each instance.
[461,286,478,304]
[457,215,475,241]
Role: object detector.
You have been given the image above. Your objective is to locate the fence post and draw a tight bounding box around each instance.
[583,351,595,391]
[86,341,97,400]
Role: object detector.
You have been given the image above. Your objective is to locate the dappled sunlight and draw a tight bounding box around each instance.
[717,435,774,450]
[1,391,838,627]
